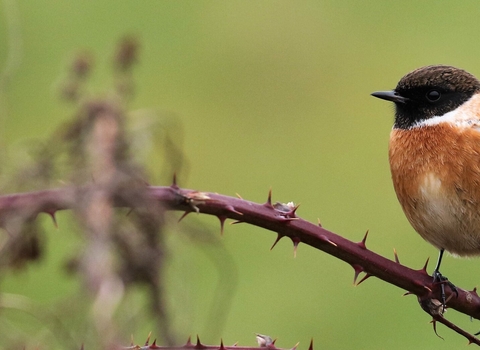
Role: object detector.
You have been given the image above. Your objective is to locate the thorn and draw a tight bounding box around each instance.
[288,203,301,218]
[232,342,238,347]
[393,248,400,264]
[220,339,225,350]
[80,344,84,350]
[264,188,273,208]
[185,336,193,346]
[420,257,430,275]
[291,237,301,257]
[317,218,322,227]
[218,216,227,235]
[45,210,58,228]
[351,264,364,285]
[151,339,159,349]
[235,193,243,200]
[131,334,134,346]
[230,220,244,225]
[430,319,444,340]
[178,211,192,223]
[171,173,179,189]
[308,339,314,350]
[403,291,413,296]
[270,234,284,250]
[225,205,243,216]
[145,331,152,346]
[195,335,206,348]
[357,230,369,249]
[278,217,299,223]
[318,235,337,247]
[356,273,372,286]
[291,342,300,350]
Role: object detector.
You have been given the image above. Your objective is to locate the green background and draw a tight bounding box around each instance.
[2,1,480,349]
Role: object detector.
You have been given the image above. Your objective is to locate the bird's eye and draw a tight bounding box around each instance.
[426,90,441,102]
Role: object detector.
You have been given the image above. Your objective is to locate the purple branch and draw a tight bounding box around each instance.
[1,184,480,344]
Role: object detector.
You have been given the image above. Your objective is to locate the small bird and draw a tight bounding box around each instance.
[371,65,480,300]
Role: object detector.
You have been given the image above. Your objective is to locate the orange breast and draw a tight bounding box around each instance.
[389,124,480,256]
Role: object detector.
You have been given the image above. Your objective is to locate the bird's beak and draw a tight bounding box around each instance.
[371,90,408,104]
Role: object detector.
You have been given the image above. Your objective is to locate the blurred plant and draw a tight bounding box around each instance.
[0,36,237,349]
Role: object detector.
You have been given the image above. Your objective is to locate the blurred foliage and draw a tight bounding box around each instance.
[1,1,480,349]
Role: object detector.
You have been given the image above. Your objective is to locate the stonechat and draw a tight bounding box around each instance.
[371,65,480,301]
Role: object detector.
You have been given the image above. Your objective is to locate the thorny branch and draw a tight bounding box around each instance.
[123,334,307,350]
[1,183,480,345]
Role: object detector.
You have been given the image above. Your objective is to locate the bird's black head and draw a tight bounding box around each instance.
[372,65,480,129]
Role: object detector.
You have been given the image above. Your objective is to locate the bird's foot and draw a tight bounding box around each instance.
[432,270,458,312]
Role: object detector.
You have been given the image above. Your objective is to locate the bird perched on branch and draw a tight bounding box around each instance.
[371,65,480,303]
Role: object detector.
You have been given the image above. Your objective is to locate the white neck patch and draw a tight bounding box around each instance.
[413,93,480,129]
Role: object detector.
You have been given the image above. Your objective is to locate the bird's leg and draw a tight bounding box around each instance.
[432,249,458,311]
[432,249,445,282]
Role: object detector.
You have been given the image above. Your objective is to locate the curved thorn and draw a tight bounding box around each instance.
[351,264,364,285]
[185,336,193,346]
[289,203,301,217]
[421,257,430,275]
[430,319,444,340]
[235,193,243,200]
[178,211,192,223]
[171,173,179,189]
[45,210,58,228]
[225,205,243,216]
[264,188,273,208]
[218,216,227,236]
[319,235,337,247]
[423,285,433,292]
[230,220,244,225]
[145,331,152,346]
[356,273,372,286]
[270,234,284,250]
[291,237,301,258]
[393,248,400,264]
[317,218,322,227]
[279,217,300,223]
[196,335,202,347]
[357,230,369,249]
[291,341,300,350]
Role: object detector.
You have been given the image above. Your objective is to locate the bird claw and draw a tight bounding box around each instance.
[432,270,458,312]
